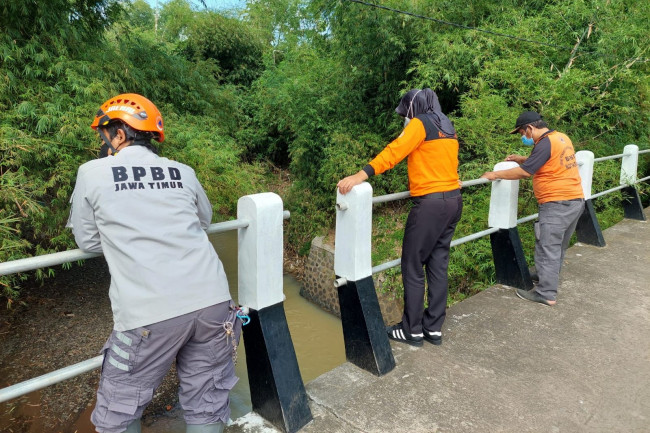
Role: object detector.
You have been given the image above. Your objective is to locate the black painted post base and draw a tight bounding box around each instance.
[490,228,534,290]
[337,275,395,376]
[242,303,312,433]
[622,186,646,221]
[575,199,606,247]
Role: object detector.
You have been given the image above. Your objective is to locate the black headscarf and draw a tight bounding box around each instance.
[395,88,456,136]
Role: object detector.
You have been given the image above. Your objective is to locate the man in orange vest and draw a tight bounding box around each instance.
[481,111,584,306]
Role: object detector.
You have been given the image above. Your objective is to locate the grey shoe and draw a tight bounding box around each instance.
[516,288,554,306]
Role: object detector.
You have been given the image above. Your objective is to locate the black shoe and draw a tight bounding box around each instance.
[423,328,442,345]
[516,288,554,306]
[386,323,423,347]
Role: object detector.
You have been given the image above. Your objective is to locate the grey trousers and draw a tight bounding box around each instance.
[534,199,585,301]
[92,301,241,433]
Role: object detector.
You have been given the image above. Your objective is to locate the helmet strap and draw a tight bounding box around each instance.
[97,128,119,158]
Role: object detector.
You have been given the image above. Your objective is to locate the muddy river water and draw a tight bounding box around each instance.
[1,229,345,432]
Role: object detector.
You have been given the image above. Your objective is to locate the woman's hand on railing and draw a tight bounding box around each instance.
[337,170,369,195]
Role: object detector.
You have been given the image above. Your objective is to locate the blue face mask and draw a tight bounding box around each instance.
[521,135,535,146]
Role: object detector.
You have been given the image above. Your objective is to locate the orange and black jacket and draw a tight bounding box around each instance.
[363,114,460,197]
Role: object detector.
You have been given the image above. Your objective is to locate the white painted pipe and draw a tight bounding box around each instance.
[517,213,539,224]
[593,153,627,162]
[370,178,490,206]
[0,356,103,403]
[591,184,627,199]
[0,211,290,278]
[461,178,491,187]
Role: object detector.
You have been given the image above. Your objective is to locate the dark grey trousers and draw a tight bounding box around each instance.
[401,192,463,334]
[534,199,585,301]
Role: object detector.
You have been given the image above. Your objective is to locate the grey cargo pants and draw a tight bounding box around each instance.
[91,301,241,433]
[534,199,585,301]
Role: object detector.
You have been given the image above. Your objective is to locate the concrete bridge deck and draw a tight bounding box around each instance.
[230,207,649,433]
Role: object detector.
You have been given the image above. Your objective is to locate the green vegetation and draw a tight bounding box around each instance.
[1,0,648,304]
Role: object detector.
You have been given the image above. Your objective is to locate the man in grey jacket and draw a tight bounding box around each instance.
[68,93,239,433]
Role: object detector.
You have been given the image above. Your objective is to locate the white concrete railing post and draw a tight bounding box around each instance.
[575,150,605,246]
[487,161,533,289]
[236,192,312,432]
[488,161,520,229]
[237,192,284,310]
[333,182,395,376]
[334,182,373,283]
[576,150,595,200]
[620,144,639,185]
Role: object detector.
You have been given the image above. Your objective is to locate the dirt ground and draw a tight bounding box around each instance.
[0,257,184,433]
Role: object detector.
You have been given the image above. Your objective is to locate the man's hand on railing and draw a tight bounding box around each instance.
[505,154,527,164]
[480,171,499,181]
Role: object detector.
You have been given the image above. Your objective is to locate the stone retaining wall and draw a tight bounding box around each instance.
[300,236,403,325]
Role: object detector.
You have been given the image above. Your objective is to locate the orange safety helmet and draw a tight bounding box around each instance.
[91,93,165,142]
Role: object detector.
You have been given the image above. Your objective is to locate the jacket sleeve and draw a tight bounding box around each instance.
[69,169,103,253]
[195,177,213,230]
[368,118,426,175]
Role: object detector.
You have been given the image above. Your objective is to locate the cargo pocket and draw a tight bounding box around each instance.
[106,381,154,416]
[204,366,239,416]
[214,371,239,392]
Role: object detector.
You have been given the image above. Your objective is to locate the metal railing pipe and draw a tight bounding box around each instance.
[590,184,627,199]
[369,227,501,275]
[517,213,539,224]
[372,258,401,275]
[593,153,626,162]
[637,175,650,183]
[372,191,410,205]
[206,218,249,234]
[461,178,491,187]
[0,250,101,277]
[0,211,289,278]
[0,356,103,403]
[450,227,500,247]
[638,149,650,155]
[371,178,489,205]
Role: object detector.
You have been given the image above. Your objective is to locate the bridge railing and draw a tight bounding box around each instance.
[333,144,648,375]
[336,145,648,283]
[0,146,647,427]
[0,194,313,433]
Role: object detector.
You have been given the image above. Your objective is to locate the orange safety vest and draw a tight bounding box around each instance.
[368,116,459,197]
[533,131,584,204]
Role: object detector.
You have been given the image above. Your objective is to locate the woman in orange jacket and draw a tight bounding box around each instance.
[338,89,463,347]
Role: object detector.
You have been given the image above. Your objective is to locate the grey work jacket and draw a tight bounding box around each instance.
[68,145,231,331]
